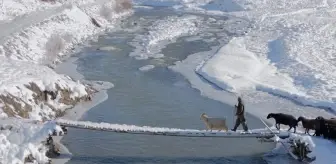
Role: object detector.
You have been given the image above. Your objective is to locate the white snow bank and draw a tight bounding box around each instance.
[129,15,202,60]
[146,15,200,47]
[0,118,62,164]
[196,0,336,112]
[272,132,336,163]
[0,0,133,120]
[0,57,88,120]
[1,1,132,65]
[0,0,98,21]
[197,37,301,96]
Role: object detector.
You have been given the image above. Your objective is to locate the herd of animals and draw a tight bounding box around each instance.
[200,112,336,139]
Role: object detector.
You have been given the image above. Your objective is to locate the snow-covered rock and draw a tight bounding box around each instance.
[0,0,133,121]
[0,118,62,164]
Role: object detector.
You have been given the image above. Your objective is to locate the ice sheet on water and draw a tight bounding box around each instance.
[129,14,202,60]
[197,0,336,113]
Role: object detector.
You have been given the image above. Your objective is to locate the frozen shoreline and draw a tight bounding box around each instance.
[52,56,114,164]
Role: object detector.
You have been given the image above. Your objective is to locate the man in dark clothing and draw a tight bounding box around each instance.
[231,97,249,132]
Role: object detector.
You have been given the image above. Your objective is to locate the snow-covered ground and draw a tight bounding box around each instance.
[0,118,63,164]
[0,0,132,120]
[160,0,336,163]
[195,0,336,113]
[0,0,132,163]
[1,0,336,163]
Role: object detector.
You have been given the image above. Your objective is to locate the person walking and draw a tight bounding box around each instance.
[231,96,249,132]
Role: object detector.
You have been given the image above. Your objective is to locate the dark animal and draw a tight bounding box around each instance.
[298,116,317,135]
[315,116,336,139]
[267,113,298,133]
[315,116,325,136]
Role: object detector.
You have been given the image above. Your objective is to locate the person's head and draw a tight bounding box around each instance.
[238,96,242,102]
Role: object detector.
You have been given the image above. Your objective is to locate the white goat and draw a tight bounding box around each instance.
[200,113,228,132]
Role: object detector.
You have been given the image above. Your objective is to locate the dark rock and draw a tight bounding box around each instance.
[24,154,35,163]
[91,17,101,28]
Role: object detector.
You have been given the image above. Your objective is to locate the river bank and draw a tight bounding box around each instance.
[17,1,335,164]
[58,8,273,163]
[51,56,114,164]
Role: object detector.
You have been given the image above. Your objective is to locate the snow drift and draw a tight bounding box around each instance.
[0,0,133,121]
[1,0,133,64]
[0,0,133,163]
[197,37,301,95]
[0,118,62,164]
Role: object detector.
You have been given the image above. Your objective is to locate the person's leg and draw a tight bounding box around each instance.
[240,116,248,131]
[231,117,241,131]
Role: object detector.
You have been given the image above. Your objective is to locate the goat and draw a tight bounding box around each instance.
[315,116,336,138]
[298,116,317,135]
[200,113,228,132]
[267,113,298,133]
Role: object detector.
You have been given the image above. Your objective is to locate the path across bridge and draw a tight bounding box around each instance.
[54,118,290,138]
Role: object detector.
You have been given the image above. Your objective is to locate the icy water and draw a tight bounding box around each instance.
[62,7,270,164]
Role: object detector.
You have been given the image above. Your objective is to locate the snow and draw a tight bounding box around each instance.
[165,0,336,162]
[197,37,301,95]
[139,65,155,72]
[268,132,336,164]
[55,118,289,137]
[310,136,336,163]
[0,57,90,120]
[0,0,132,162]
[129,14,202,60]
[97,46,120,51]
[0,118,62,164]
[1,1,132,64]
[195,0,336,112]
[0,0,133,121]
[0,0,335,163]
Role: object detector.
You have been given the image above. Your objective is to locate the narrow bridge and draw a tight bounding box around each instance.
[54,118,290,138]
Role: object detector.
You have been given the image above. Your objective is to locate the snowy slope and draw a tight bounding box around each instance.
[0,0,132,121]
[0,0,96,21]
[0,57,89,120]
[0,0,132,163]
[0,118,62,164]
[195,0,336,112]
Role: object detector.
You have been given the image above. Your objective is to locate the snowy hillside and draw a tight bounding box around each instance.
[0,0,132,121]
[0,0,132,163]
[0,118,63,164]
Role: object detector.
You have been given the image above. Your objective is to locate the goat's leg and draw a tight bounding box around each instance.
[205,125,211,131]
[287,126,292,132]
[276,123,280,130]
